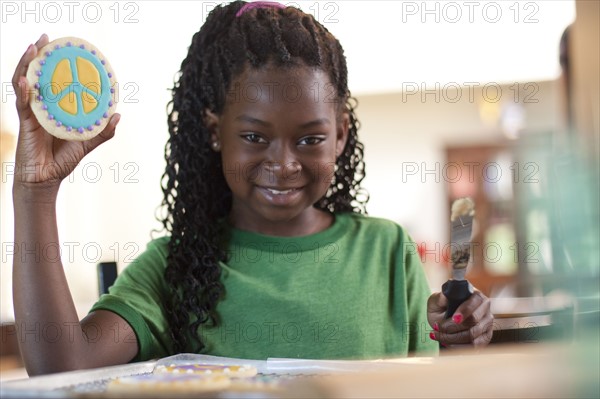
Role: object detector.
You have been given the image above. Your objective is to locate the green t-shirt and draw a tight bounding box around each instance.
[90,212,438,361]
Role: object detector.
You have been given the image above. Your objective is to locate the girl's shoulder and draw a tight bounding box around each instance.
[145,235,170,256]
[340,212,407,232]
[122,235,170,272]
[338,212,411,241]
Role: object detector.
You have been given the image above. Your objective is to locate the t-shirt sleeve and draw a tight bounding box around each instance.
[400,230,440,356]
[89,237,173,361]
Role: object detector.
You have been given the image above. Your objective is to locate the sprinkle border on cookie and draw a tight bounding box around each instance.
[26,36,117,141]
[154,363,258,378]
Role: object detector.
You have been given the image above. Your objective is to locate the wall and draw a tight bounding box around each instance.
[355,80,562,288]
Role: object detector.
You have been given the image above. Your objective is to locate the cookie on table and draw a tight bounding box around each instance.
[107,373,231,394]
[154,363,258,378]
[26,36,117,141]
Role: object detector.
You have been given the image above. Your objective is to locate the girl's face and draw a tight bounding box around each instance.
[205,65,349,236]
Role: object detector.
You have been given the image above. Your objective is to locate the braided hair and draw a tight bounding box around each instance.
[161,0,368,353]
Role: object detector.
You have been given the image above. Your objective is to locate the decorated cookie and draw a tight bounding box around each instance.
[154,363,258,378]
[107,373,231,394]
[26,37,117,141]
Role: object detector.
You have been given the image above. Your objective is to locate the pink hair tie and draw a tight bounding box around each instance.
[236,1,285,17]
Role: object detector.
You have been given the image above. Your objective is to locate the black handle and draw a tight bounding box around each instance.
[442,279,473,319]
[97,262,118,296]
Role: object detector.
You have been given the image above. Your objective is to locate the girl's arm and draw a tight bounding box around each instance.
[12,34,137,375]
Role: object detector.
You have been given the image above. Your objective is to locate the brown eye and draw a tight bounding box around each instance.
[241,133,267,144]
[298,136,324,145]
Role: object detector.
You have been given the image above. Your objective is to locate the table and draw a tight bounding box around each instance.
[1,343,597,398]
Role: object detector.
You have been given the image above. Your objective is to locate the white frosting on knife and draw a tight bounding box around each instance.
[450,197,475,222]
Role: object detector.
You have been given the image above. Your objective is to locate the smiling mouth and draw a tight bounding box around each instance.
[264,187,299,195]
[255,185,304,206]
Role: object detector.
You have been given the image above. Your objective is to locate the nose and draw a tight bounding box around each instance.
[262,143,302,183]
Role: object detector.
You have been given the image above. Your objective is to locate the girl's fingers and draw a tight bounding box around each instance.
[473,318,495,347]
[428,292,448,312]
[464,292,492,326]
[13,35,49,115]
[82,114,120,155]
[12,44,35,93]
[11,33,47,91]
[34,33,49,48]
[427,292,448,328]
[432,327,473,345]
[12,48,36,116]
[447,291,490,327]
[15,77,30,115]
[431,294,495,346]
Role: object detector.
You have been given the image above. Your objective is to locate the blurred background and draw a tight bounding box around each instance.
[0,0,598,385]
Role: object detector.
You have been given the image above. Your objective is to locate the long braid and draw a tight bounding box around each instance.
[161,1,368,353]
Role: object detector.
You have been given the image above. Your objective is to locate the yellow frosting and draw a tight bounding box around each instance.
[82,91,98,113]
[51,59,72,96]
[76,56,101,94]
[58,91,78,115]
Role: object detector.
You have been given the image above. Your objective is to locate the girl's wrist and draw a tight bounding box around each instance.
[13,180,61,204]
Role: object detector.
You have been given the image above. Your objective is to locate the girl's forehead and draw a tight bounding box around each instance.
[222,64,339,115]
[231,64,331,88]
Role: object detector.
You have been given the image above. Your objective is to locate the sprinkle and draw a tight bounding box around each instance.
[56,121,62,127]
[36,71,42,76]
[66,126,72,131]
[110,88,115,93]
[78,127,84,133]
[34,83,40,89]
[95,120,101,126]
[66,42,72,47]
[80,44,85,49]
[103,112,108,118]
[48,114,54,120]
[108,72,112,78]
[37,95,43,101]
[45,51,52,56]
[108,100,113,107]
[87,125,93,131]
[54,44,60,49]
[101,60,105,65]
[39,60,45,65]
[91,50,96,55]
[42,105,48,110]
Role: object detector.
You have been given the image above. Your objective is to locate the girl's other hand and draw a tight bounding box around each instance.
[427,290,494,348]
[12,34,120,187]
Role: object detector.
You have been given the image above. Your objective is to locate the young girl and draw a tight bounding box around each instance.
[12,1,493,375]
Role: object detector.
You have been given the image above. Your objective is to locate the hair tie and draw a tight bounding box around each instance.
[236,1,285,17]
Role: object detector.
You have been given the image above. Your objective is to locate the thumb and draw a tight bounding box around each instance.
[428,291,448,313]
[82,113,120,154]
[427,292,449,328]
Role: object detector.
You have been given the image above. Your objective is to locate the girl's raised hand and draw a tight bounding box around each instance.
[427,290,494,348]
[12,34,120,186]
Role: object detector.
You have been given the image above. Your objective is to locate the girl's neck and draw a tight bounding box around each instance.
[227,207,334,237]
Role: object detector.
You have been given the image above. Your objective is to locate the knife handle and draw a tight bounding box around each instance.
[442,279,473,319]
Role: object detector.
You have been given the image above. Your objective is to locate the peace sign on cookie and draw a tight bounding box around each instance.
[25,36,118,141]
[12,34,120,185]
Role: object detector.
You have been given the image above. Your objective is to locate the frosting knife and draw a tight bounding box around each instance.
[442,197,475,319]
